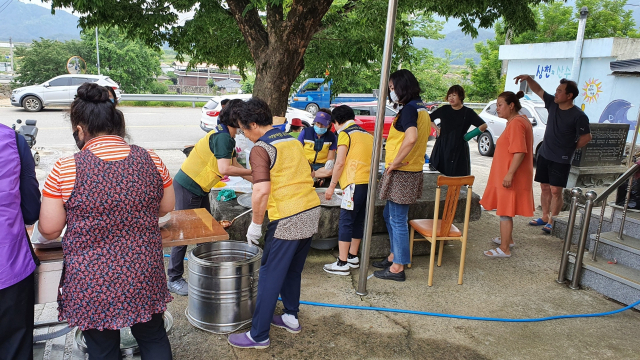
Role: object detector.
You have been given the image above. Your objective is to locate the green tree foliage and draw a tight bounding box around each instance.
[408,48,455,102]
[149,81,169,94]
[497,0,639,44]
[48,0,549,115]
[464,39,501,102]
[466,0,640,101]
[80,28,162,93]
[13,29,161,93]
[299,9,446,97]
[241,73,256,94]
[166,71,178,85]
[13,38,83,86]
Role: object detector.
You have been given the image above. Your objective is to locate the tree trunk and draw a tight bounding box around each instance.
[251,44,306,117]
[227,0,333,117]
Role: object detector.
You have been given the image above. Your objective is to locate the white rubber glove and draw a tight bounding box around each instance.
[246,222,262,245]
[324,159,335,170]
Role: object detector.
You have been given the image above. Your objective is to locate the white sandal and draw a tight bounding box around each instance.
[484,247,511,258]
[492,237,515,248]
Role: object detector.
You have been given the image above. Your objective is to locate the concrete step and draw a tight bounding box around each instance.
[551,210,612,247]
[609,204,640,238]
[551,203,640,244]
[566,252,640,310]
[589,231,640,271]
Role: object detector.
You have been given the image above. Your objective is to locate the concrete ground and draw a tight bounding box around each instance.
[160,211,640,360]
[30,130,638,359]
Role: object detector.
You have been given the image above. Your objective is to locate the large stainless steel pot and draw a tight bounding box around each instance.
[186,241,262,334]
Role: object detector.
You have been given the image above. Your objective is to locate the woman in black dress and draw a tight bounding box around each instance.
[430,85,487,176]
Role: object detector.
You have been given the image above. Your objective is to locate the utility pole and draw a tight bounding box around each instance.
[501,28,512,76]
[571,7,589,82]
[9,37,14,73]
[95,28,101,75]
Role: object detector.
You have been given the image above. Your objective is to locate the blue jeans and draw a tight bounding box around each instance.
[383,200,411,265]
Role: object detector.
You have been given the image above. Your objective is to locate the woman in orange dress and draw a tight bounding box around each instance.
[479,91,534,258]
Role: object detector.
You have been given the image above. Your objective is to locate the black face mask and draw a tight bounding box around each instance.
[73,130,85,150]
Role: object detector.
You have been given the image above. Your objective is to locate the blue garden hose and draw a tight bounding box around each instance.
[166,255,640,322]
[288,298,640,323]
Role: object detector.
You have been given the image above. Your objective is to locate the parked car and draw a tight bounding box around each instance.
[424,101,441,112]
[200,94,314,132]
[477,99,548,157]
[10,74,121,112]
[331,101,438,139]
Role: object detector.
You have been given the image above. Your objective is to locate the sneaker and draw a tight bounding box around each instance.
[347,256,360,269]
[373,267,406,282]
[228,332,270,349]
[271,314,301,333]
[372,258,393,269]
[167,278,188,296]
[323,260,350,275]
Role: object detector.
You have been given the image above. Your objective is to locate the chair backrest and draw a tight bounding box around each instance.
[436,175,475,236]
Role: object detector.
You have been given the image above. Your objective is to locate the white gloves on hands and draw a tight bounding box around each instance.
[246,222,262,245]
[324,159,335,170]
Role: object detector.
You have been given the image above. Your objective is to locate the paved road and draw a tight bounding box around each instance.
[0,105,205,150]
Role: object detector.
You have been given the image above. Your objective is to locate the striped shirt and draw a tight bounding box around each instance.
[43,135,172,202]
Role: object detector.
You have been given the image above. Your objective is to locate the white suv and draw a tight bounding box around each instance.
[477,99,548,157]
[11,74,121,112]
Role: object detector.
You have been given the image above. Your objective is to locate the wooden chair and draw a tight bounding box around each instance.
[408,175,474,286]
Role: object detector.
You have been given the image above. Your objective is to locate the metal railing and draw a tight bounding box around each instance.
[557,163,640,289]
[557,107,640,289]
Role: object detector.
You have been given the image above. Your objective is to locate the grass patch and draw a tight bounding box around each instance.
[119,101,207,107]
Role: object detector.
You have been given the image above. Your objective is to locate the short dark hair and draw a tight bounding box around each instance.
[237,97,272,128]
[331,105,355,125]
[220,99,230,106]
[289,125,303,132]
[388,69,421,107]
[498,90,525,112]
[70,82,126,137]
[446,85,465,103]
[218,98,244,128]
[560,78,579,100]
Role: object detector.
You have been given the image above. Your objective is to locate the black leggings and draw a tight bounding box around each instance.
[82,313,172,360]
[0,272,34,360]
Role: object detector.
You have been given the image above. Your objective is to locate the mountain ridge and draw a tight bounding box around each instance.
[413,28,496,65]
[0,1,81,42]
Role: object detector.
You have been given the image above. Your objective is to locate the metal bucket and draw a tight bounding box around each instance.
[186,241,262,334]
